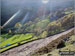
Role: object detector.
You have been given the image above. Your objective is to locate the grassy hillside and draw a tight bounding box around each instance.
[0,33,38,52]
[0,37,4,43]
[40,35,75,56]
[0,8,74,53]
[0,33,33,47]
[0,33,12,43]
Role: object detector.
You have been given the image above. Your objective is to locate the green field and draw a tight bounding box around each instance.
[0,33,38,52]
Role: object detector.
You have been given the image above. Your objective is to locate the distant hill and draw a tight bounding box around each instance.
[13,12,74,38]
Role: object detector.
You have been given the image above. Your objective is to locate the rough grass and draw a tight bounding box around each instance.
[40,35,75,56]
[64,10,75,14]
[0,44,17,52]
[0,33,12,43]
[0,37,4,43]
[0,33,34,47]
[0,33,38,52]
[1,33,12,38]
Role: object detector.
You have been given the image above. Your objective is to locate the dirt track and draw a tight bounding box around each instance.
[0,28,74,56]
